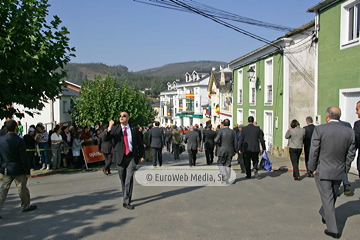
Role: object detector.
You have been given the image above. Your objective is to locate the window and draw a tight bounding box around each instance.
[264,58,273,105]
[237,108,243,125]
[249,109,256,122]
[63,101,68,113]
[341,0,360,49]
[249,65,256,105]
[237,69,243,104]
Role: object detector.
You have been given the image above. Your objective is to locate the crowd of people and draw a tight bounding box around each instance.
[0,103,359,239]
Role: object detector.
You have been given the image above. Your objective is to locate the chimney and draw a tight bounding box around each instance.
[220,70,225,85]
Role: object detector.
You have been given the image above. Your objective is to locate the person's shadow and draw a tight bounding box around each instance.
[336,200,360,234]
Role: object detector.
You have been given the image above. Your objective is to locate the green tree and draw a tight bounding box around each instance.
[71,74,156,126]
[0,0,75,119]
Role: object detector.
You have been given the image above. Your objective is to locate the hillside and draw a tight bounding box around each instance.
[136,60,228,77]
[62,61,228,95]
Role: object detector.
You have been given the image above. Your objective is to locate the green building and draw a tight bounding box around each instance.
[230,22,316,156]
[307,0,360,127]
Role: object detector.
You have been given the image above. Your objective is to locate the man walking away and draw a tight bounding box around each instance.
[184,126,200,167]
[354,101,360,178]
[149,121,165,167]
[199,123,204,152]
[203,124,217,165]
[303,116,315,177]
[236,124,246,173]
[0,120,37,219]
[239,116,266,179]
[215,119,237,182]
[171,125,182,161]
[308,106,355,238]
[165,127,172,152]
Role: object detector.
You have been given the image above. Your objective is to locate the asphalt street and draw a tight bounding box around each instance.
[0,150,360,240]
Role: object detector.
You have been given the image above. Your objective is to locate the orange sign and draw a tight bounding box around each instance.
[186,93,194,98]
[82,145,105,164]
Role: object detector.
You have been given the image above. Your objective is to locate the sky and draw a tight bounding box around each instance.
[47,0,320,72]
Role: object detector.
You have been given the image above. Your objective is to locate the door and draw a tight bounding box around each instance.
[263,111,273,153]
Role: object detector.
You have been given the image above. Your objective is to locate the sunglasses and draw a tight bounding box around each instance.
[120,114,128,118]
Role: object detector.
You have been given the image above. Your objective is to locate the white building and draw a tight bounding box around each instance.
[13,81,80,132]
[159,70,210,127]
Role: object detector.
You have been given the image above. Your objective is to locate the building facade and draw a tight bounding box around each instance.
[230,21,316,156]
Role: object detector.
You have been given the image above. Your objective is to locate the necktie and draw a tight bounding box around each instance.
[123,126,130,155]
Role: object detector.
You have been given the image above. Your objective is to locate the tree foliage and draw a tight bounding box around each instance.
[0,0,75,119]
[70,74,156,126]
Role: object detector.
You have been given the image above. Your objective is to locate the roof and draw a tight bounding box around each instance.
[307,0,339,12]
[61,87,80,97]
[284,20,315,37]
[209,71,233,91]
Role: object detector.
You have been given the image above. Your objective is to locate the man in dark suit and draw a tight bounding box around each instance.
[203,124,217,165]
[164,127,172,152]
[0,120,37,218]
[184,126,200,167]
[355,101,360,179]
[199,123,204,152]
[106,112,145,210]
[215,119,237,182]
[149,121,165,167]
[236,124,246,173]
[339,119,352,195]
[98,124,114,175]
[239,116,266,179]
[308,106,355,238]
[303,116,315,177]
[194,124,202,151]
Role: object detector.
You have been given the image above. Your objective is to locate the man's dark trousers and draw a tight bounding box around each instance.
[205,147,214,165]
[237,152,245,172]
[152,147,163,166]
[243,152,259,178]
[188,149,197,166]
[104,153,113,172]
[117,153,136,205]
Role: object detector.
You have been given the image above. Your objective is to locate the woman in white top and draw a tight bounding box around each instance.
[51,125,63,169]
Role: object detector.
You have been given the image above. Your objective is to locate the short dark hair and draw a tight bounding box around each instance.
[223,119,230,126]
[248,116,254,123]
[54,125,61,132]
[305,116,313,123]
[154,121,160,127]
[200,123,203,127]
[6,120,17,132]
[290,119,300,128]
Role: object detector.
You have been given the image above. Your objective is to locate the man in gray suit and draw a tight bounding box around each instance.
[309,106,356,238]
[149,121,165,167]
[215,119,237,182]
[184,126,200,167]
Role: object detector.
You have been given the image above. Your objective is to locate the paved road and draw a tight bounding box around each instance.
[1,150,359,240]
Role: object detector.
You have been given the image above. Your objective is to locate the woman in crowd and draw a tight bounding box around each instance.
[72,132,83,169]
[61,126,72,168]
[36,123,50,170]
[285,119,305,180]
[51,125,63,169]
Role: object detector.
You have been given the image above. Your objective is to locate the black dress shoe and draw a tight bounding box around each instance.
[123,203,135,210]
[322,217,326,224]
[102,167,108,175]
[324,230,340,239]
[21,205,37,212]
[344,184,351,195]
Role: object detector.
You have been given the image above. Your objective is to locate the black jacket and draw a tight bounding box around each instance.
[239,124,266,153]
[0,133,30,175]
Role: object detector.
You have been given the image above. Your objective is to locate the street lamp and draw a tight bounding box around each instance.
[247,67,255,81]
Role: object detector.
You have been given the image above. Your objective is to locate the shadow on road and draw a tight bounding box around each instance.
[132,186,204,206]
[337,200,360,235]
[0,189,134,239]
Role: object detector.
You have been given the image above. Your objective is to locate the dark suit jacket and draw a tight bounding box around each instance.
[98,131,113,154]
[184,131,199,150]
[149,127,165,148]
[106,125,145,165]
[308,121,356,180]
[0,133,30,175]
[203,129,217,148]
[354,120,360,150]
[303,124,315,151]
[239,124,266,152]
[165,130,172,142]
[194,128,202,146]
[214,127,237,156]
